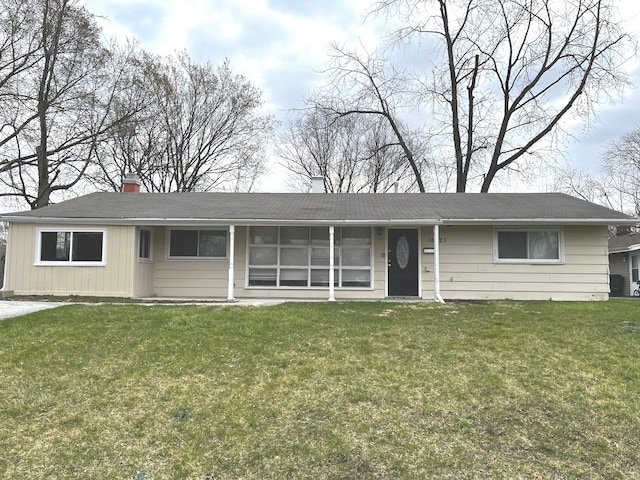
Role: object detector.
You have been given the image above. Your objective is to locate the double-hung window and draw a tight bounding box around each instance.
[37,229,106,265]
[247,226,372,288]
[495,229,562,263]
[168,229,227,259]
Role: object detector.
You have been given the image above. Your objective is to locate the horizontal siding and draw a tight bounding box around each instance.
[421,225,611,301]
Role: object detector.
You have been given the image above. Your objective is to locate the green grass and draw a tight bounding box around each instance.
[1,301,639,479]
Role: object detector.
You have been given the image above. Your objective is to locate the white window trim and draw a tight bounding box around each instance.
[493,227,564,264]
[35,228,107,266]
[138,228,153,262]
[245,226,374,290]
[165,227,229,260]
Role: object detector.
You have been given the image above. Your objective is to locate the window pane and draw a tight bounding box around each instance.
[310,247,339,266]
[498,231,527,259]
[342,269,370,287]
[342,247,370,266]
[170,230,198,256]
[72,232,103,262]
[250,226,278,245]
[250,247,277,265]
[139,230,151,259]
[310,269,339,287]
[342,227,370,245]
[281,226,308,245]
[281,247,308,266]
[41,231,70,261]
[280,269,308,286]
[310,227,331,245]
[249,268,277,286]
[199,230,226,257]
[529,231,559,260]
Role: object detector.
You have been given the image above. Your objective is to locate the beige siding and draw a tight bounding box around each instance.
[133,227,155,297]
[421,225,610,301]
[5,222,613,301]
[151,227,229,297]
[5,223,136,297]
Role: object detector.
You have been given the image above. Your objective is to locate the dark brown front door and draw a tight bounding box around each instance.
[388,229,419,297]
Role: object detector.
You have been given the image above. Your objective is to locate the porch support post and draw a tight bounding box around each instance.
[227,225,235,302]
[433,223,445,303]
[329,225,336,302]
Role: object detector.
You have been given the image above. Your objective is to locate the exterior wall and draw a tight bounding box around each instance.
[4,221,613,301]
[4,223,136,297]
[421,224,611,301]
[133,227,155,297]
[149,226,387,300]
[151,227,229,298]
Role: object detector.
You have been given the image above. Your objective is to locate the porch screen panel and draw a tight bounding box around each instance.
[248,226,371,288]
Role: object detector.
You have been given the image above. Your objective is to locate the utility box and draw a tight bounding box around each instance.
[609,274,625,297]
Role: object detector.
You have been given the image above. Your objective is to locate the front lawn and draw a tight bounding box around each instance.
[1,301,639,479]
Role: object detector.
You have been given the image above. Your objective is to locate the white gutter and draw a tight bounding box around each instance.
[433,224,445,304]
[609,244,640,254]
[1,215,634,227]
[439,218,638,225]
[0,216,443,226]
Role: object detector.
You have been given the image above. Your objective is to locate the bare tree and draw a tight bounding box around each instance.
[552,126,640,216]
[345,0,634,192]
[91,51,274,193]
[600,127,640,216]
[277,104,421,193]
[0,0,43,170]
[313,44,433,192]
[0,0,139,208]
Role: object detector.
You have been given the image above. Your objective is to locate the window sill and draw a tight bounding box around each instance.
[35,262,106,267]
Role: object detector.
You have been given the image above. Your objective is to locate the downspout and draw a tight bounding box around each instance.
[434,223,445,304]
[227,225,235,302]
[329,226,336,301]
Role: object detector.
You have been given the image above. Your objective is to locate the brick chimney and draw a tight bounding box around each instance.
[123,173,141,193]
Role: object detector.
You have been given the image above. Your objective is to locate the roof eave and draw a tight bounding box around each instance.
[609,243,640,254]
[1,216,635,226]
[0,216,444,226]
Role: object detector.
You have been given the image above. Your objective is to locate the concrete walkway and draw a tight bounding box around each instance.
[0,301,66,321]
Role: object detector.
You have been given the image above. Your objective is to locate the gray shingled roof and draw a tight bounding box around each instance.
[1,192,634,225]
[609,232,640,251]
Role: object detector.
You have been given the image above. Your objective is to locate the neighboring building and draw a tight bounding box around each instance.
[0,186,635,301]
[608,229,640,296]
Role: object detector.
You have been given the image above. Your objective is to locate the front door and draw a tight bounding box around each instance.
[388,229,419,297]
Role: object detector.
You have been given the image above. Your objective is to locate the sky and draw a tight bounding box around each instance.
[82,0,640,193]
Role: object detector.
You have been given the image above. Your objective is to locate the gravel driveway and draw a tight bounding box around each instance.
[0,301,65,320]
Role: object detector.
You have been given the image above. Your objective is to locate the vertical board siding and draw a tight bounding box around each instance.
[6,223,135,297]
